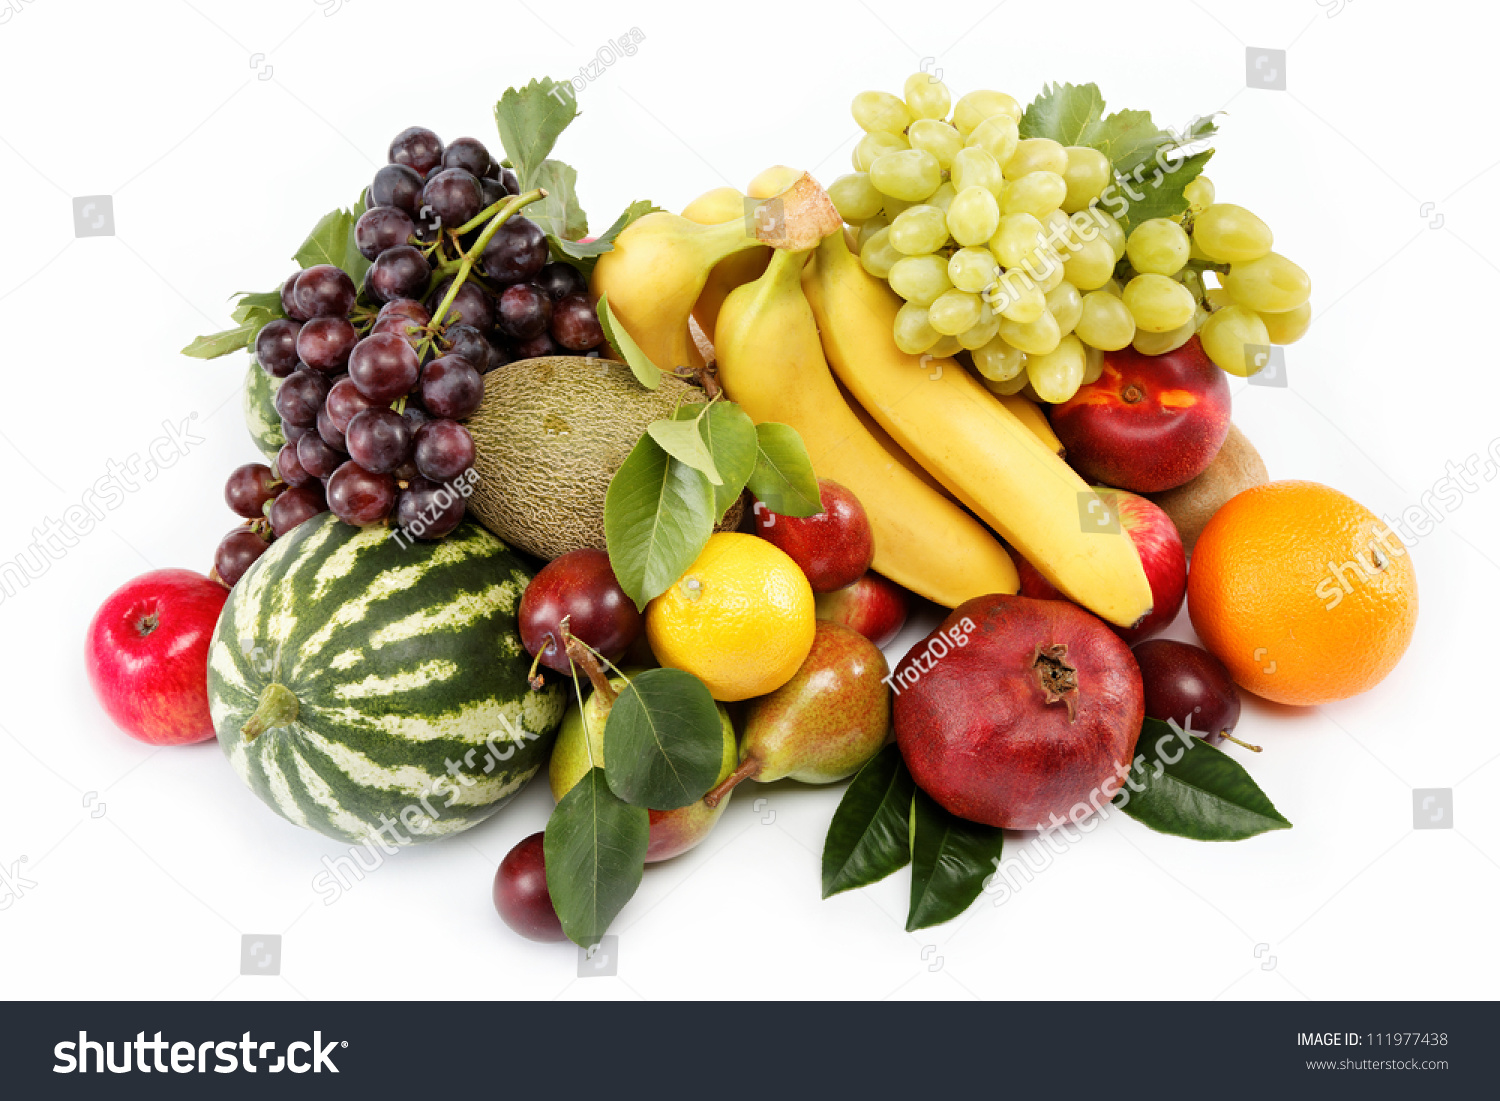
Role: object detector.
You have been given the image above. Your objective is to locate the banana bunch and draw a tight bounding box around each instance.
[591,171,1151,628]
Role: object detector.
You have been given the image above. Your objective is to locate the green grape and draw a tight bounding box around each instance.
[859,227,904,279]
[971,334,1025,381]
[1224,252,1311,313]
[1062,235,1116,291]
[1003,138,1068,179]
[893,302,939,354]
[1082,344,1104,385]
[852,90,913,134]
[853,131,908,173]
[1125,218,1191,276]
[1203,284,1232,311]
[1033,251,1067,292]
[926,181,958,215]
[882,195,916,221]
[957,308,1000,350]
[889,204,950,255]
[1044,281,1083,335]
[1260,300,1311,344]
[1061,147,1111,213]
[1000,171,1068,219]
[929,289,984,336]
[1041,209,1074,246]
[904,72,951,121]
[1194,203,1274,263]
[1074,291,1135,350]
[946,186,1001,247]
[889,253,952,305]
[928,334,963,358]
[1077,206,1126,259]
[1122,273,1196,333]
[1100,279,1123,297]
[984,370,1032,396]
[1132,317,1196,356]
[856,214,890,248]
[953,90,1022,136]
[948,246,999,293]
[990,273,1046,323]
[828,172,885,222]
[990,213,1046,269]
[870,148,942,202]
[1183,175,1214,216]
[966,116,1020,166]
[1026,334,1086,403]
[1200,305,1272,376]
[999,309,1062,356]
[908,119,964,170]
[950,146,1003,197]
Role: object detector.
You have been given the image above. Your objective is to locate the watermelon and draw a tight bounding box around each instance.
[207,513,565,844]
[243,360,284,461]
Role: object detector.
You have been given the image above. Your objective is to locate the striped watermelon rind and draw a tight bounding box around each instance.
[207,513,564,845]
[243,360,284,462]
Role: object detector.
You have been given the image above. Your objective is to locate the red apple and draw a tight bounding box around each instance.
[1015,488,1186,645]
[754,479,874,592]
[85,569,228,746]
[814,571,910,648]
[1048,336,1231,493]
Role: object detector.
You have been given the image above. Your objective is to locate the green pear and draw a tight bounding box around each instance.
[549,671,738,862]
[704,621,890,806]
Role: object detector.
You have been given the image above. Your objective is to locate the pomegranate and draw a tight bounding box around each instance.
[893,594,1143,830]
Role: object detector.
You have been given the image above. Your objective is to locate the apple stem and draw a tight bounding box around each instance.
[1222,731,1263,753]
[703,756,759,808]
[563,624,616,706]
[241,683,299,742]
[134,610,160,637]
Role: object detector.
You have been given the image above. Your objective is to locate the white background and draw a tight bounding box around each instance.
[1,0,1496,1001]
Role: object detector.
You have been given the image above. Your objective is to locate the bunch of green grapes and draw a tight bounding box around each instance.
[828,74,1311,404]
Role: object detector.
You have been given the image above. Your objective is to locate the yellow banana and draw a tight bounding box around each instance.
[681,187,769,343]
[747,165,804,198]
[716,247,1018,608]
[998,394,1065,456]
[593,175,840,372]
[802,232,1152,629]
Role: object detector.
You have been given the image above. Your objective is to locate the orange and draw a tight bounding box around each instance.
[1187,480,1418,706]
[646,533,816,701]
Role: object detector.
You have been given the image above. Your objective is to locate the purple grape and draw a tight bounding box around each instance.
[420,357,484,420]
[296,316,358,371]
[349,333,421,403]
[379,298,431,324]
[280,418,311,444]
[421,168,483,228]
[442,324,493,372]
[274,441,311,488]
[389,127,444,175]
[479,176,508,211]
[293,264,357,319]
[368,245,430,303]
[274,369,331,428]
[396,477,466,540]
[225,463,280,519]
[413,419,476,482]
[501,168,519,195]
[442,137,493,179]
[255,319,303,378]
[371,163,424,216]
[355,206,416,260]
[551,294,605,351]
[514,331,561,359]
[269,484,327,537]
[328,462,397,525]
[481,217,548,283]
[430,279,494,332]
[215,528,271,587]
[325,376,378,433]
[497,282,552,340]
[371,313,426,350]
[536,262,588,301]
[317,405,346,452]
[281,272,311,321]
[297,432,345,480]
[345,408,412,474]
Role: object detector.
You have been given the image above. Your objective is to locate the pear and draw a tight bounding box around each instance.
[704,622,890,807]
[549,671,738,863]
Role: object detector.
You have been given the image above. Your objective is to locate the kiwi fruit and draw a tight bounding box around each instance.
[1146,422,1268,553]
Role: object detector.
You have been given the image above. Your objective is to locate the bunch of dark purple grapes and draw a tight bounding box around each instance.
[211,125,610,586]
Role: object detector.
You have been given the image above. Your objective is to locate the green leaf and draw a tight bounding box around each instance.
[1114,718,1292,841]
[181,322,256,359]
[1110,114,1219,180]
[293,204,370,286]
[1108,149,1213,233]
[550,199,660,264]
[543,768,649,947]
[596,293,662,390]
[906,790,1006,931]
[678,402,757,519]
[493,78,579,191]
[528,159,589,244]
[821,744,915,899]
[1019,81,1107,145]
[603,668,725,810]
[234,289,285,315]
[603,434,716,609]
[648,413,721,485]
[747,422,821,518]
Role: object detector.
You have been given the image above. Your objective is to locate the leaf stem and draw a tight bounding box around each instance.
[562,621,617,705]
[429,187,547,329]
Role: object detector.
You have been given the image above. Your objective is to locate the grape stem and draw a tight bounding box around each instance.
[426,187,547,333]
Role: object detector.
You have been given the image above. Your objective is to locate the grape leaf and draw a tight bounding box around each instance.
[181,322,257,359]
[1020,81,1108,146]
[647,415,723,485]
[747,423,822,518]
[822,744,915,898]
[676,402,757,520]
[552,200,660,262]
[1114,718,1292,841]
[543,767,649,947]
[596,294,662,390]
[527,159,589,243]
[603,433,716,609]
[906,790,1005,931]
[1107,149,1214,233]
[493,77,579,191]
[604,668,725,810]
